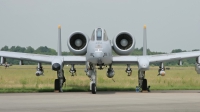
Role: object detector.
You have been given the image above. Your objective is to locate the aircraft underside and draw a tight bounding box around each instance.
[51,60,154,94]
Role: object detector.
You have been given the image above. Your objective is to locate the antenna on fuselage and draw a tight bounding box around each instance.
[143,25,147,56]
[58,25,62,56]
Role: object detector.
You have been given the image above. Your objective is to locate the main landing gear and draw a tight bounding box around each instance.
[90,82,96,94]
[138,70,150,92]
[54,70,66,92]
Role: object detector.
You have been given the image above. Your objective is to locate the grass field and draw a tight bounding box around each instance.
[0,65,200,92]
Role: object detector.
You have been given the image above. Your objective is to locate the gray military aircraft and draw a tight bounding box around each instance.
[1,25,200,94]
[0,57,12,68]
[0,62,12,68]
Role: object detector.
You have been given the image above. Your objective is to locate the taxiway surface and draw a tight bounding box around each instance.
[0,91,200,112]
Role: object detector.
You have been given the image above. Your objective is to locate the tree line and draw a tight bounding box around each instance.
[1,45,199,66]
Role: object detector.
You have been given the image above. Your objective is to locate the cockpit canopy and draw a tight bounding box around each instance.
[91,28,108,41]
[96,28,102,40]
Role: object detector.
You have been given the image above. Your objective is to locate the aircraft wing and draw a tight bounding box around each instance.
[0,51,86,64]
[112,56,138,64]
[63,56,86,64]
[148,51,200,63]
[0,51,55,63]
[113,51,200,64]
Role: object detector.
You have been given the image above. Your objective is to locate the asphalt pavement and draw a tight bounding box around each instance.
[0,91,200,112]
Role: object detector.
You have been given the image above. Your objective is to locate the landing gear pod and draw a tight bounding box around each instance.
[195,56,200,74]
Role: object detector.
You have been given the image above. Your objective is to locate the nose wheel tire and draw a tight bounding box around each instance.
[91,83,96,94]
[54,79,60,92]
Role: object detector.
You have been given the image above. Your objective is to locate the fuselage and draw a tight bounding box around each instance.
[86,28,112,65]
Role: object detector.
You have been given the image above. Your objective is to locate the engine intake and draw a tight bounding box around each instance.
[113,32,135,55]
[67,32,88,55]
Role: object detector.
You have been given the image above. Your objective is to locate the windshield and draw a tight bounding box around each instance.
[96,28,102,41]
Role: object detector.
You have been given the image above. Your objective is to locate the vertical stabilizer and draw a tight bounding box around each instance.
[143,25,147,56]
[57,25,62,56]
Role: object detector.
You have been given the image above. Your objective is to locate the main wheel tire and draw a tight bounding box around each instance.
[91,83,96,94]
[142,79,147,91]
[54,79,60,91]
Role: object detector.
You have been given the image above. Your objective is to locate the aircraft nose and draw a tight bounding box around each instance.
[94,52,104,58]
[52,63,61,71]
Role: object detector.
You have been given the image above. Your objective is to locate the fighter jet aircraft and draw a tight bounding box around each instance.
[0,57,12,68]
[1,25,200,94]
[0,62,12,68]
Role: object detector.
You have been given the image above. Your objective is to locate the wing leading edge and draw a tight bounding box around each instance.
[113,51,200,64]
[148,51,200,63]
[0,51,86,64]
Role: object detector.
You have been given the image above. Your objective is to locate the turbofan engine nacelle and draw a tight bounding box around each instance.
[67,32,89,55]
[112,32,135,55]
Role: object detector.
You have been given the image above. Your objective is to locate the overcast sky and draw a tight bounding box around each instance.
[0,0,200,53]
